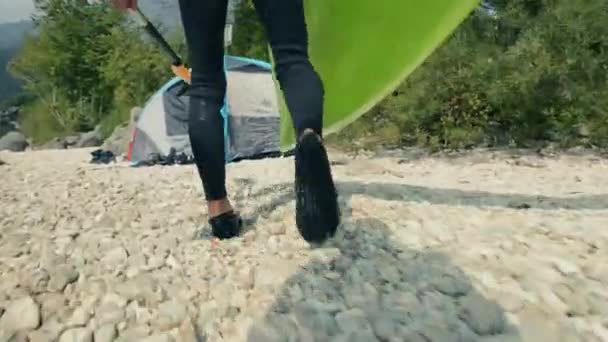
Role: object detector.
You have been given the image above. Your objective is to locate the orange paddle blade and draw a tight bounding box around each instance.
[171,64,191,84]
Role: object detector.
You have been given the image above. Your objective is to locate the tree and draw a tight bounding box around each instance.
[229,0,269,61]
[8,0,180,141]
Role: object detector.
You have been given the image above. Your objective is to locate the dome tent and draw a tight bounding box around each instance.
[127,55,287,164]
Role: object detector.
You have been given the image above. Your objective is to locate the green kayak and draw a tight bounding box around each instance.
[275,0,482,150]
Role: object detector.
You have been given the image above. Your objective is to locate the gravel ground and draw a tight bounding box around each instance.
[0,147,607,342]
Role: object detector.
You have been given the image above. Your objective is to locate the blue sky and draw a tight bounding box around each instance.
[0,0,35,24]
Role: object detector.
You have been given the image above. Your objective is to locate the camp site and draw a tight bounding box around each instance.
[1,0,607,341]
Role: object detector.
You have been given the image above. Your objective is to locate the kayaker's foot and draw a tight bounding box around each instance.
[208,199,242,239]
[209,210,243,240]
[294,129,340,243]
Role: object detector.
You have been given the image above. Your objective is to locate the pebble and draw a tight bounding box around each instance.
[432,274,472,297]
[551,258,581,276]
[268,223,287,235]
[565,294,590,317]
[0,296,41,332]
[247,321,285,342]
[95,305,125,326]
[176,318,198,342]
[28,315,63,342]
[57,328,92,342]
[293,300,340,339]
[156,300,188,330]
[28,330,56,342]
[496,290,525,312]
[102,247,129,267]
[24,268,50,294]
[457,292,506,335]
[119,325,151,340]
[100,292,127,309]
[584,263,608,283]
[93,324,117,342]
[140,333,174,342]
[335,308,371,333]
[66,306,91,327]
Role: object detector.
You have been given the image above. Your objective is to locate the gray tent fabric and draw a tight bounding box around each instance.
[129,55,284,164]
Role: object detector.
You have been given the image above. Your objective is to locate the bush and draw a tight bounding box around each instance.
[19,99,70,144]
[332,0,608,150]
[228,0,269,61]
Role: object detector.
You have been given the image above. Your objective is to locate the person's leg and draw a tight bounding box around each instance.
[253,0,340,243]
[252,0,323,137]
[178,0,241,238]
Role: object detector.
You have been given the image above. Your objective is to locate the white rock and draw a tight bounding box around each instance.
[140,333,175,342]
[95,305,125,326]
[156,300,188,330]
[67,306,91,327]
[28,330,56,342]
[268,224,287,235]
[57,328,93,342]
[166,254,181,270]
[119,325,151,340]
[23,268,50,294]
[27,315,63,342]
[335,308,371,333]
[551,258,580,276]
[102,247,128,266]
[175,319,198,342]
[93,324,117,342]
[100,292,127,309]
[236,266,255,290]
[0,296,41,332]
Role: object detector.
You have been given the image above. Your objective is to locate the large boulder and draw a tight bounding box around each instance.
[76,125,103,148]
[101,107,141,156]
[40,137,68,150]
[102,124,131,156]
[38,135,78,150]
[64,135,80,147]
[0,131,28,152]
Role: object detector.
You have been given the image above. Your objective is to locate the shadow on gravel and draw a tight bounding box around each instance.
[336,182,608,211]
[243,181,608,223]
[245,215,523,341]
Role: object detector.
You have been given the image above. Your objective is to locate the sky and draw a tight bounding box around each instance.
[0,0,35,24]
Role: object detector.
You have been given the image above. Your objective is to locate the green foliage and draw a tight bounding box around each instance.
[229,0,269,61]
[8,0,180,143]
[97,25,181,136]
[19,99,69,144]
[332,0,608,149]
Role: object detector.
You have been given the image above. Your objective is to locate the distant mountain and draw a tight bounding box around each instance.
[0,20,34,48]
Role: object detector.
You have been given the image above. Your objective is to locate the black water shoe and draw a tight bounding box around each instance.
[294,131,340,243]
[209,211,243,240]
